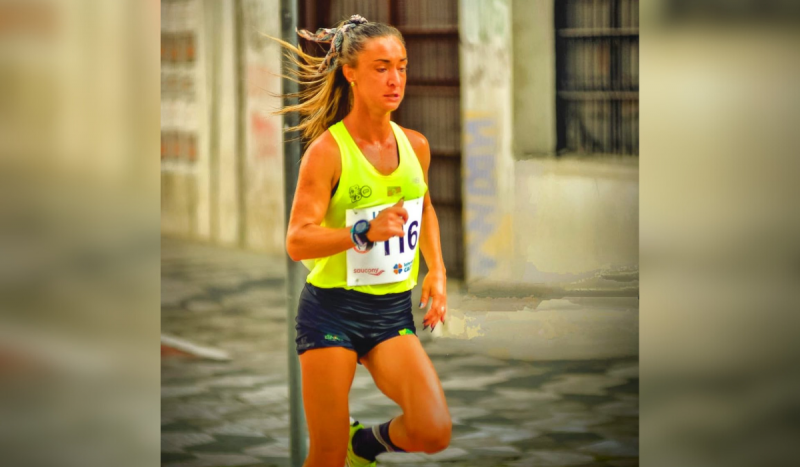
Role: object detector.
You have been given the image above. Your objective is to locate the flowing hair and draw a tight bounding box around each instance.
[268,15,405,147]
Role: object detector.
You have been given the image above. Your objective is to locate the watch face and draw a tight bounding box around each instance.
[355,220,369,234]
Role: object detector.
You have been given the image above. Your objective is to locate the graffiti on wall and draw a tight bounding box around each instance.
[460,0,512,281]
[464,114,499,276]
[247,65,279,161]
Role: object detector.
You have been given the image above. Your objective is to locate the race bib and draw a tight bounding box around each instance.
[346,197,423,287]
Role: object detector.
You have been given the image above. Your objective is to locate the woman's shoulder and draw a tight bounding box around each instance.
[398,125,429,152]
[304,129,341,164]
[300,129,342,183]
[398,125,430,169]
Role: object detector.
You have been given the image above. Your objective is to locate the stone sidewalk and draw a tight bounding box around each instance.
[161,238,638,467]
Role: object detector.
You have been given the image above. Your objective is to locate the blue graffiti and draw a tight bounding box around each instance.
[464,117,498,275]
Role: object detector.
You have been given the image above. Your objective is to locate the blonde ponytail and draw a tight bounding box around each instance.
[268,16,404,147]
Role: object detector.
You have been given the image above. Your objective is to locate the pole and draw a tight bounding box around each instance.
[234,0,247,248]
[281,0,307,465]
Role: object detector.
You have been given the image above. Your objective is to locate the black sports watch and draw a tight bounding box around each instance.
[351,219,374,251]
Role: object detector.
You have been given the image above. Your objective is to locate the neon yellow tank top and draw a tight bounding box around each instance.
[306,120,428,295]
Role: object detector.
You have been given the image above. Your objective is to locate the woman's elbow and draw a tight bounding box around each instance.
[286,232,302,262]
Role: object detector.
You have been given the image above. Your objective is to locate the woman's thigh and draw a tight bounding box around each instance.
[360,335,449,423]
[299,347,358,459]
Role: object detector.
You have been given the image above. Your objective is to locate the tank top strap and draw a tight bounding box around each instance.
[389,121,415,161]
[328,121,356,166]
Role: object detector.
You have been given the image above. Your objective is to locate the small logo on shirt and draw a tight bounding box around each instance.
[354,267,384,276]
[349,185,372,203]
[393,261,413,274]
[387,186,402,196]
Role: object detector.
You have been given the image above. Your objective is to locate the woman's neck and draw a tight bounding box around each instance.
[343,100,393,144]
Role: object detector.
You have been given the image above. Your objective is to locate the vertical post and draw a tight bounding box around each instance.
[206,0,222,241]
[281,0,307,466]
[234,0,248,248]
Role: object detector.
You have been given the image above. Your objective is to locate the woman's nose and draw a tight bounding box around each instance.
[388,69,400,86]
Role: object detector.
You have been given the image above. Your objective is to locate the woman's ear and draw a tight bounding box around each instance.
[342,64,355,84]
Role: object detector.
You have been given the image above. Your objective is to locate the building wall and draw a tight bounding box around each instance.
[240,0,285,253]
[160,0,285,254]
[216,0,241,246]
[511,158,639,287]
[459,0,516,284]
[512,0,557,157]
[161,0,201,236]
[461,0,639,294]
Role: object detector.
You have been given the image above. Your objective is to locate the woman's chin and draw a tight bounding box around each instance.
[365,97,403,113]
[383,101,402,112]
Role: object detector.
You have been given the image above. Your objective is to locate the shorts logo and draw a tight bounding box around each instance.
[349,184,373,203]
[324,334,342,342]
[393,260,413,274]
[398,328,414,336]
[354,268,384,276]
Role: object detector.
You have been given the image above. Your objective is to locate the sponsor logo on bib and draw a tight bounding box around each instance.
[354,267,384,276]
[393,260,413,274]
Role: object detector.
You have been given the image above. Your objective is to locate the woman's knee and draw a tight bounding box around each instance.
[406,413,452,453]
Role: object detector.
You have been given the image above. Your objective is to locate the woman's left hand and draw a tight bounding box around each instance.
[419,268,447,331]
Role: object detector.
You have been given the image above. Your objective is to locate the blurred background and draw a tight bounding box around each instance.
[160,1,638,466]
[1,0,798,466]
[0,1,160,467]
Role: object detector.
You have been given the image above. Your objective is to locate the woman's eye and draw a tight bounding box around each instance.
[399,68,407,72]
[377,68,386,73]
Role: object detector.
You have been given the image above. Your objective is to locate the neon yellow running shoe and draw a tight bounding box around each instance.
[346,418,376,467]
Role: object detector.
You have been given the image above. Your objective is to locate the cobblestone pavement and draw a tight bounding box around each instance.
[162,238,639,467]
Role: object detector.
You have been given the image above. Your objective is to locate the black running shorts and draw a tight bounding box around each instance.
[295,282,417,361]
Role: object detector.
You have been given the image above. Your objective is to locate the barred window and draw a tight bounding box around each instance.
[555,0,639,156]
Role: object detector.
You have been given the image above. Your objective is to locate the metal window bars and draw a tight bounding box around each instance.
[556,0,639,156]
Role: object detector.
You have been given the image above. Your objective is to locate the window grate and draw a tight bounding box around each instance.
[555,0,639,156]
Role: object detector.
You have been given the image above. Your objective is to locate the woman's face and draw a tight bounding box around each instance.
[345,36,407,113]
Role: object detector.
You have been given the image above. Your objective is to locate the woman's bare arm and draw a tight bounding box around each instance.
[285,132,408,262]
[285,133,353,262]
[404,128,448,328]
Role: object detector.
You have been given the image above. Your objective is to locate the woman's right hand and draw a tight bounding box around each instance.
[366,199,408,242]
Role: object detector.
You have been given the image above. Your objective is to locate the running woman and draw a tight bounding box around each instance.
[275,15,451,467]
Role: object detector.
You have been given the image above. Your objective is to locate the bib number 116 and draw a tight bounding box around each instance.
[383,220,419,256]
